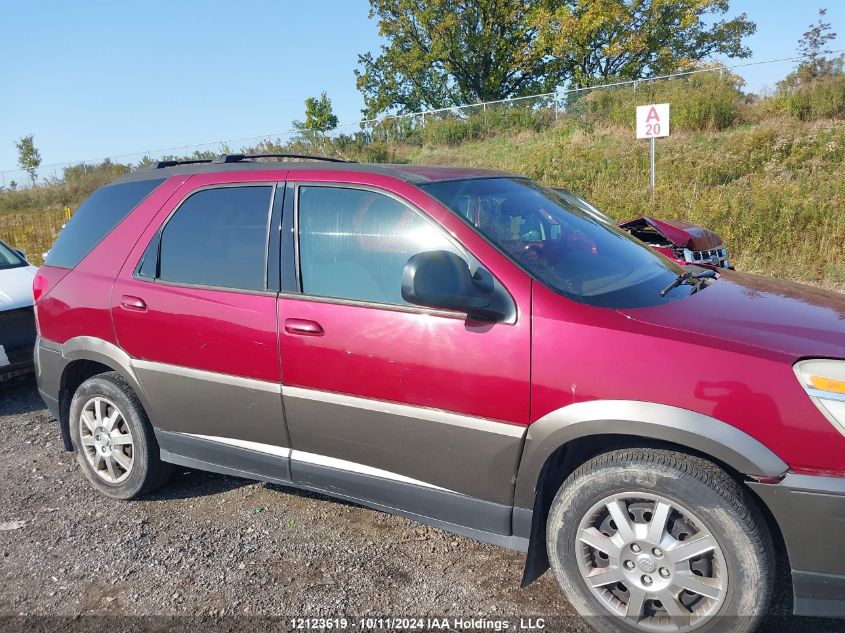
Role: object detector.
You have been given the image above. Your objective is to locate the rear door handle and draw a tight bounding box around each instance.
[284,318,324,336]
[120,295,147,312]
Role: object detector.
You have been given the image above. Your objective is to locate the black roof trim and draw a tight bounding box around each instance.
[144,153,352,171]
[145,158,215,169]
[114,160,518,186]
[212,153,353,164]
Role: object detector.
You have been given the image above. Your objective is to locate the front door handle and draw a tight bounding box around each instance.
[120,295,147,312]
[284,318,324,336]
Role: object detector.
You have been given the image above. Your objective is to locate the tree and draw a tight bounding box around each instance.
[776,8,843,93]
[355,0,755,116]
[533,0,757,88]
[355,0,557,116]
[294,92,339,132]
[796,8,842,82]
[16,134,42,186]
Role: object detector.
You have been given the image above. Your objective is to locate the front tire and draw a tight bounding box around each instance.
[547,448,773,633]
[69,372,172,499]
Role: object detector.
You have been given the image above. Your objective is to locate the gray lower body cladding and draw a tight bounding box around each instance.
[155,428,528,552]
[132,359,290,449]
[134,359,524,506]
[750,473,845,617]
[35,336,529,551]
[282,387,525,505]
[34,337,67,446]
[514,399,789,509]
[157,429,292,483]
[146,370,528,551]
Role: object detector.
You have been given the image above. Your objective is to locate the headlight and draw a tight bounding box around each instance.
[794,359,845,436]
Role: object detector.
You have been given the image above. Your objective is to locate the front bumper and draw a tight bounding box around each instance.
[750,473,845,617]
[0,307,36,382]
[680,246,731,269]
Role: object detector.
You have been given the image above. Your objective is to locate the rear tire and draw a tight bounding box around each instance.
[546,448,773,633]
[69,371,172,499]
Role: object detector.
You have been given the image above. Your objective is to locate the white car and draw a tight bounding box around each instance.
[0,239,37,381]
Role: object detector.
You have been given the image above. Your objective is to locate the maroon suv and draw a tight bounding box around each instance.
[33,155,845,633]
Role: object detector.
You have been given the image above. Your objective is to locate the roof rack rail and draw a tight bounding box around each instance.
[212,153,353,164]
[145,158,215,169]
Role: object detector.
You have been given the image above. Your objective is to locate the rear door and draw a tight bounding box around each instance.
[278,174,531,533]
[112,172,291,482]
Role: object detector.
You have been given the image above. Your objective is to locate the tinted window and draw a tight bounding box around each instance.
[553,189,614,224]
[158,186,273,291]
[0,240,27,269]
[136,233,159,279]
[298,186,462,305]
[45,179,164,268]
[422,178,693,309]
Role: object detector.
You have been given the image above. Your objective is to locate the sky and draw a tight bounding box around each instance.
[1,0,843,175]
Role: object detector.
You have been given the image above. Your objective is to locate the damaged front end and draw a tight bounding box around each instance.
[618,216,731,269]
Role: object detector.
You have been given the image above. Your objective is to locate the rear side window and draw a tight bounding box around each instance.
[45,179,164,268]
[157,186,273,291]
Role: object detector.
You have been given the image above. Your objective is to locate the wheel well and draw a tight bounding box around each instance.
[520,434,790,592]
[57,359,114,451]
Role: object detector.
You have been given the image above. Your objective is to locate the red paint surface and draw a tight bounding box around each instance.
[280,298,530,424]
[34,165,845,476]
[112,277,280,381]
[279,169,531,425]
[530,277,845,474]
[36,177,187,345]
[111,171,285,382]
[618,216,724,251]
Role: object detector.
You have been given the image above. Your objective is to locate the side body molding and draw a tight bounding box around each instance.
[513,399,789,509]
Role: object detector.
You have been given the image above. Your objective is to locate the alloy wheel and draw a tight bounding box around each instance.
[78,396,134,484]
[576,492,728,631]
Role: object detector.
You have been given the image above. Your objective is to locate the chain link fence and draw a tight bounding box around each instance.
[1,53,841,188]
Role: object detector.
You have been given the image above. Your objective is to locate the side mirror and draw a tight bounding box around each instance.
[402,251,500,320]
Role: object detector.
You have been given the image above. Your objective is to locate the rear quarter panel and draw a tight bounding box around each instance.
[36,176,189,344]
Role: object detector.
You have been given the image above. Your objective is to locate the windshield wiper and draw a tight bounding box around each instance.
[660,269,717,297]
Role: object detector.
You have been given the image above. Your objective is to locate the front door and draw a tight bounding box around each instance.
[278,180,531,533]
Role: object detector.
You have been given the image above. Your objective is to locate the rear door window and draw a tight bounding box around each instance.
[157,186,274,291]
[45,179,164,268]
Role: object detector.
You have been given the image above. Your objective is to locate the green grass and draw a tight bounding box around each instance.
[0,209,67,263]
[571,70,746,131]
[394,116,845,289]
[1,74,843,289]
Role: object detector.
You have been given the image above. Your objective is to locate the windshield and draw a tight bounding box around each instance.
[553,188,615,225]
[0,240,27,270]
[420,178,695,308]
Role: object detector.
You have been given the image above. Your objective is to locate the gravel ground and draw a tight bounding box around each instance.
[1,376,842,632]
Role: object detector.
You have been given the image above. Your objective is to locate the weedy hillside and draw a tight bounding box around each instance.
[1,71,843,289]
[396,113,845,288]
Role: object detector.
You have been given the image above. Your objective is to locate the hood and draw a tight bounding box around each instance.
[622,270,845,361]
[619,216,724,251]
[0,265,37,311]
